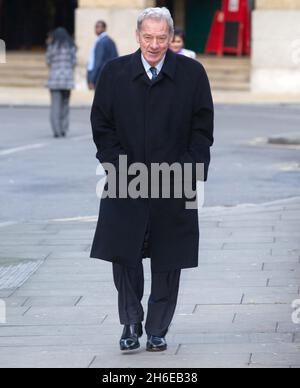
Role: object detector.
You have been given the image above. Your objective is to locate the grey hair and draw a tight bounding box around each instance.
[137,7,174,34]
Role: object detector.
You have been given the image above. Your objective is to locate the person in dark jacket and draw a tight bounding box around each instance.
[87,20,118,90]
[46,27,77,138]
[90,7,214,353]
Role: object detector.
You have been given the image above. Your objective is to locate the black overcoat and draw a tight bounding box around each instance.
[90,48,214,272]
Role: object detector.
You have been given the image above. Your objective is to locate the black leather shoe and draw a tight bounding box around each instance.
[120,323,143,351]
[146,335,167,352]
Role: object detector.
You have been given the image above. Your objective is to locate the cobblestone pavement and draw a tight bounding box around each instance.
[0,197,299,368]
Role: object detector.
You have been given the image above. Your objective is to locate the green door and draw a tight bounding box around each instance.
[185,0,221,53]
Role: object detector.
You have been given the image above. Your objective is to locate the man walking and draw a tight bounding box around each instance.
[90,7,214,352]
[87,20,118,90]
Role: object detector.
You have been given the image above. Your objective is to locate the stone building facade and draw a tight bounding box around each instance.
[1,0,299,93]
[75,0,300,93]
[252,0,300,93]
[75,0,154,87]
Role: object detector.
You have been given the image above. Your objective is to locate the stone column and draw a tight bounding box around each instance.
[174,0,185,29]
[251,0,300,93]
[75,0,155,89]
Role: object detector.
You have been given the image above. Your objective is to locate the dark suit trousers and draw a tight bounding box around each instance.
[112,223,181,338]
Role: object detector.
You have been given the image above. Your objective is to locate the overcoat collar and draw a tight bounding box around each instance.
[131,48,177,82]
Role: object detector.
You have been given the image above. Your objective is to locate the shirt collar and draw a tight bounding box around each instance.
[141,53,166,74]
[131,49,177,81]
[96,31,107,42]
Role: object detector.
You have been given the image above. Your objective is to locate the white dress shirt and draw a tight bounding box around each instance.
[141,53,166,80]
[178,48,197,60]
[87,32,108,71]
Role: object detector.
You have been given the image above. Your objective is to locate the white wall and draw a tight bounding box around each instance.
[251,10,300,93]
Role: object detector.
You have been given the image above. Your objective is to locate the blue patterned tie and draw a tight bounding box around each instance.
[150,67,158,81]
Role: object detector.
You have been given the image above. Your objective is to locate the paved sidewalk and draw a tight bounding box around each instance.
[1,87,300,107]
[0,198,300,368]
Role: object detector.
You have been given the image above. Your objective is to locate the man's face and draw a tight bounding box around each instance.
[136,18,173,67]
[95,23,105,36]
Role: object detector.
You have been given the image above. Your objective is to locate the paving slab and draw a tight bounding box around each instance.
[250,353,300,368]
[173,333,293,344]
[1,198,300,367]
[0,350,95,368]
[178,343,300,355]
[89,353,251,368]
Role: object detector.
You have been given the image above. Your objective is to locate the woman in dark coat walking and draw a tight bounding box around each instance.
[46,28,77,138]
[90,7,214,353]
